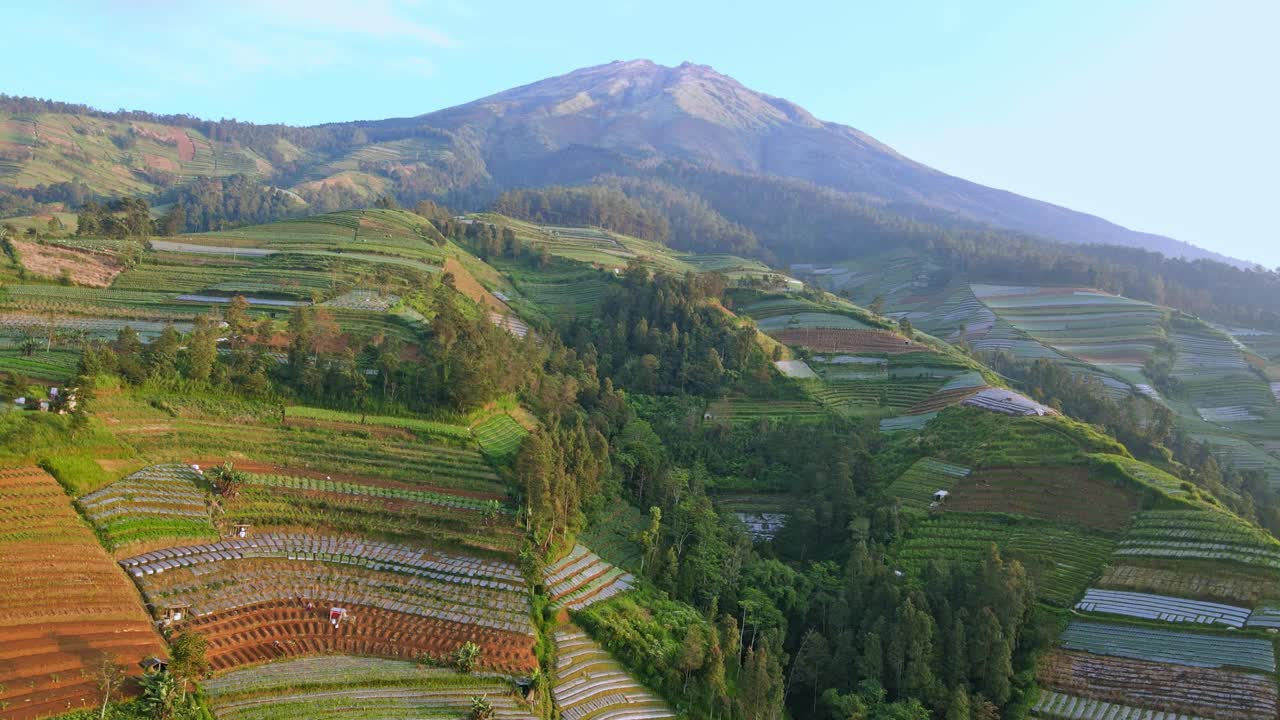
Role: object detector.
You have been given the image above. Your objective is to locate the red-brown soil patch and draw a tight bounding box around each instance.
[0,468,166,719]
[907,386,987,414]
[184,599,537,675]
[442,258,508,312]
[144,153,179,172]
[946,467,1137,530]
[769,328,916,354]
[11,239,125,287]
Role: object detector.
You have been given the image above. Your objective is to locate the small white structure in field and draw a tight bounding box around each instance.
[933,490,950,503]
[329,607,347,628]
[163,603,191,625]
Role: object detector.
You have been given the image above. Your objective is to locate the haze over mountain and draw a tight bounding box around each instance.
[0,59,1247,267]
[372,59,1243,266]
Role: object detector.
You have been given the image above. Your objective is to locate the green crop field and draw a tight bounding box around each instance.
[95,393,507,495]
[1116,509,1280,574]
[472,412,528,462]
[893,512,1114,606]
[885,457,971,511]
[705,397,828,422]
[284,406,473,442]
[205,656,535,720]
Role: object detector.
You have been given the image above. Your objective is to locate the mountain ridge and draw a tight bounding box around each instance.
[394,59,1243,266]
[0,59,1248,267]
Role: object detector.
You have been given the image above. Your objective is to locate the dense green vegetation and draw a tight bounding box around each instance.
[1,192,1277,720]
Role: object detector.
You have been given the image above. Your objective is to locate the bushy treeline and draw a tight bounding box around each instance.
[565,388,1048,719]
[493,185,670,243]
[167,175,301,232]
[76,196,186,238]
[77,276,534,415]
[562,263,771,396]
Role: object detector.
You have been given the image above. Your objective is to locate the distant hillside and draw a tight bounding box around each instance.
[0,62,1246,268]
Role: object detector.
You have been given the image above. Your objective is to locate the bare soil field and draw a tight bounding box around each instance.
[442,258,508,312]
[12,239,125,287]
[0,467,165,719]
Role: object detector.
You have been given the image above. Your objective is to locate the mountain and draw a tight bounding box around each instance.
[368,60,1241,265]
[0,60,1245,266]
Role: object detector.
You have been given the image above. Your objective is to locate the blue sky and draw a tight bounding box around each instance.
[5,1,1278,267]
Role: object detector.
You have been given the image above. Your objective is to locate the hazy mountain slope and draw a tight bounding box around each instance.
[1,60,1241,265]
[376,60,1236,265]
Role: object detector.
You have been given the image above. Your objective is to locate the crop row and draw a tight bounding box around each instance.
[885,457,971,511]
[1058,620,1274,672]
[554,627,675,720]
[284,405,473,441]
[473,413,528,462]
[894,513,1114,605]
[207,657,534,720]
[243,473,499,512]
[227,484,520,554]
[1036,650,1275,720]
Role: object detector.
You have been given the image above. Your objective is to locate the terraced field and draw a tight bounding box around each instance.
[94,393,508,496]
[971,284,1165,374]
[498,261,616,321]
[945,467,1137,529]
[76,463,218,551]
[893,513,1114,605]
[122,533,536,674]
[283,406,473,442]
[1031,688,1214,720]
[472,413,529,463]
[1097,561,1280,606]
[1057,621,1274,672]
[737,295,875,332]
[544,545,636,611]
[1115,509,1280,573]
[227,472,521,555]
[705,397,828,422]
[1074,588,1251,628]
[553,626,675,720]
[577,503,646,572]
[206,657,535,719]
[884,457,971,511]
[0,466,167,720]
[768,327,916,354]
[1036,650,1275,720]
[810,377,946,416]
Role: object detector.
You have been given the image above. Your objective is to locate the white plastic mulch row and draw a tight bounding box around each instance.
[735,512,786,541]
[1031,690,1210,720]
[1075,588,1250,628]
[554,628,675,720]
[963,387,1056,416]
[772,359,816,379]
